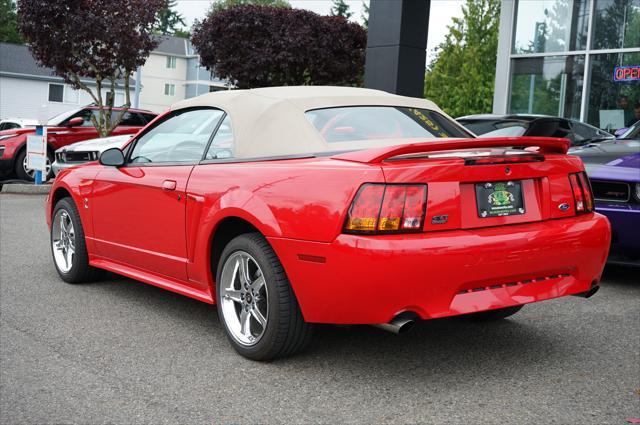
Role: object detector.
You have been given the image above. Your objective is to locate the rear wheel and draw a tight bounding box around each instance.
[216,233,313,360]
[51,197,103,283]
[464,305,524,321]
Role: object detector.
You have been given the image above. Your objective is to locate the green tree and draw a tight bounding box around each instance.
[361,0,369,28]
[331,0,352,19]
[154,0,188,36]
[0,0,22,43]
[424,0,500,117]
[208,0,290,14]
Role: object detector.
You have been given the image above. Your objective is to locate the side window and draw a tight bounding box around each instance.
[129,108,224,164]
[116,112,145,127]
[205,115,234,160]
[141,113,157,123]
[0,123,16,130]
[59,109,95,127]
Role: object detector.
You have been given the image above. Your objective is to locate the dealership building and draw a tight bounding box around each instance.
[492,0,640,131]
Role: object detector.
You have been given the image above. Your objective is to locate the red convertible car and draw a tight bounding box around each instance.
[46,87,610,360]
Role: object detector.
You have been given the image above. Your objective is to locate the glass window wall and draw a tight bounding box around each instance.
[586,51,640,130]
[509,55,585,119]
[513,0,590,53]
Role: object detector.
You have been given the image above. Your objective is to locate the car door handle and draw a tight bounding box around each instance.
[162,180,177,191]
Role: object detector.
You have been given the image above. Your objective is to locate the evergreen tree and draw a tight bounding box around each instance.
[0,0,22,43]
[331,0,353,19]
[424,0,500,117]
[361,1,369,28]
[154,0,188,36]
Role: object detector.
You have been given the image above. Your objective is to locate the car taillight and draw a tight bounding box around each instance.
[569,172,594,214]
[345,184,427,234]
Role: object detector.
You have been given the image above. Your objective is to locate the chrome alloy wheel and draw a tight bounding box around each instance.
[219,251,269,346]
[23,155,52,179]
[52,209,75,273]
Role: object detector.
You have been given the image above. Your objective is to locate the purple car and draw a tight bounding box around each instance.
[573,139,640,266]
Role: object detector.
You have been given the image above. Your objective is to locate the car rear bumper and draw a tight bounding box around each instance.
[268,213,611,324]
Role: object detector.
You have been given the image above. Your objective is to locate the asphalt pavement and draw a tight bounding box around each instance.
[1,193,638,424]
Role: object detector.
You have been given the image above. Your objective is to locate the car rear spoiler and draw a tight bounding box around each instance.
[332,137,571,164]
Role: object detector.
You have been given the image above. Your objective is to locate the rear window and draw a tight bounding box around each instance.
[141,113,158,123]
[118,112,146,126]
[459,119,529,136]
[480,125,528,138]
[305,106,471,143]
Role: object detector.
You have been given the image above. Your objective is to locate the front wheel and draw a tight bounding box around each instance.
[51,197,103,283]
[216,233,313,360]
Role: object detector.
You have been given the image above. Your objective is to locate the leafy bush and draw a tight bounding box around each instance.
[192,5,367,89]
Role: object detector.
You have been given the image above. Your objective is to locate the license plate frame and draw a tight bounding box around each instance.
[475,180,526,218]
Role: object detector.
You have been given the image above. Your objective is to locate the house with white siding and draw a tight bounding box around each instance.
[0,36,228,120]
[0,42,134,121]
[139,36,229,113]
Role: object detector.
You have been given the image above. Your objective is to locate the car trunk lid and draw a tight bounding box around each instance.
[333,137,582,231]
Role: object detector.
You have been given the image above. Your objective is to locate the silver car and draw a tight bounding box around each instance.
[52,135,132,175]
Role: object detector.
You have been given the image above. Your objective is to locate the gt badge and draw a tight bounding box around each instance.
[431,215,448,225]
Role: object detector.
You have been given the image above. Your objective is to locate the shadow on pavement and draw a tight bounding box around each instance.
[87,273,573,381]
[601,264,639,289]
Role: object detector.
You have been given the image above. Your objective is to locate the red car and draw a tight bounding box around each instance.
[0,105,156,181]
[46,87,610,360]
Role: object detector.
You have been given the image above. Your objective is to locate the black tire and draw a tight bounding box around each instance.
[216,233,313,360]
[50,197,103,283]
[14,148,54,182]
[464,305,524,321]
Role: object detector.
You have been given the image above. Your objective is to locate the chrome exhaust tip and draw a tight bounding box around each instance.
[372,317,416,334]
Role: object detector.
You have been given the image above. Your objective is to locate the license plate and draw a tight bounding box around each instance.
[475,181,525,218]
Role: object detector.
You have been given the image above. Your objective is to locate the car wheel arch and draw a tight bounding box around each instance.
[49,186,74,217]
[209,216,261,277]
[49,184,82,222]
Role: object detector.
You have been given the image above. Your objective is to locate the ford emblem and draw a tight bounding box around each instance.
[559,203,570,211]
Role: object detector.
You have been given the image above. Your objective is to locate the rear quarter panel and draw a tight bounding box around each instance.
[185,158,384,286]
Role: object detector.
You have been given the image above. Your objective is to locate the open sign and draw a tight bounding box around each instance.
[613,65,640,82]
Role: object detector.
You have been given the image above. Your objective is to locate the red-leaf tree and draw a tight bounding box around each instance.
[18,0,165,136]
[191,5,367,89]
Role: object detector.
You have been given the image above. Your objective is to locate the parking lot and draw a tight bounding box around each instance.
[0,193,638,424]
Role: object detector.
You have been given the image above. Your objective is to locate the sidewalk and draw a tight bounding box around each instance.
[0,181,51,194]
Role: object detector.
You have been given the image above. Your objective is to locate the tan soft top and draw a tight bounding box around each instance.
[171,86,452,158]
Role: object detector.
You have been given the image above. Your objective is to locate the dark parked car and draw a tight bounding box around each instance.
[572,138,640,266]
[457,114,614,147]
[0,105,156,181]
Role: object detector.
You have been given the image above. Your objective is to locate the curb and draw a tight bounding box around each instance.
[1,183,52,194]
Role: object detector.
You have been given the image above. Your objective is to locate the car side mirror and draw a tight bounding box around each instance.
[67,117,84,127]
[99,148,125,167]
